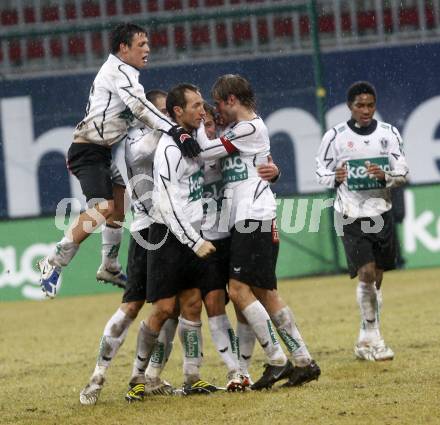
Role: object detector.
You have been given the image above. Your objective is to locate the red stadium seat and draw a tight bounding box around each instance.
[319,14,335,33]
[1,9,18,26]
[9,42,21,63]
[92,33,104,55]
[425,5,435,28]
[399,7,418,28]
[42,6,59,22]
[82,1,101,18]
[191,25,210,47]
[68,36,86,56]
[148,0,159,12]
[233,21,251,43]
[50,39,63,58]
[65,3,77,19]
[174,27,186,49]
[357,11,377,31]
[274,17,293,37]
[150,29,168,49]
[123,0,141,14]
[340,13,351,32]
[24,7,36,23]
[27,40,44,59]
[257,18,269,43]
[164,0,182,11]
[106,0,117,16]
[216,23,227,46]
[205,0,224,6]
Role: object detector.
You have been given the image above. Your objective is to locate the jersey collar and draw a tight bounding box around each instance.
[347,118,377,136]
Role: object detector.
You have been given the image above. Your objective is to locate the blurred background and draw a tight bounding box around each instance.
[1,0,440,301]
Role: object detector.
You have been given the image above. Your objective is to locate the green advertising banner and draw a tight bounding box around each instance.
[1,184,439,301]
[0,217,126,302]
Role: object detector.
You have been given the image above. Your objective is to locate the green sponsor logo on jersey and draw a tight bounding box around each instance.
[220,152,248,183]
[347,157,390,191]
[203,180,225,212]
[188,169,204,201]
[183,330,199,358]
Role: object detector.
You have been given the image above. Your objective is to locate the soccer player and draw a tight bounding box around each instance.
[203,74,320,389]
[316,81,409,361]
[37,23,201,298]
[79,90,177,405]
[124,83,220,400]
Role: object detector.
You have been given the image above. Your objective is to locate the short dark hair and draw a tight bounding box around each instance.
[211,74,256,110]
[110,23,147,54]
[347,81,377,104]
[166,83,200,120]
[146,89,167,105]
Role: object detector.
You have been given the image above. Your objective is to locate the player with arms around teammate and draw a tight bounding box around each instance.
[79,90,178,405]
[316,81,409,361]
[208,74,320,389]
[38,23,201,298]
[124,83,220,400]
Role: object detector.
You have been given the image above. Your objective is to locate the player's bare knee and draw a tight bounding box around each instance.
[121,301,144,319]
[204,291,226,317]
[358,264,376,283]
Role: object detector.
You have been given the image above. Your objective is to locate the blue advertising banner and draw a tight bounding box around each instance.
[0,42,440,218]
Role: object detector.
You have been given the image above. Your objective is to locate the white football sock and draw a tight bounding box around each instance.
[242,301,287,366]
[178,316,203,384]
[101,225,123,271]
[130,321,159,384]
[49,236,79,267]
[236,320,256,376]
[356,281,381,343]
[271,306,312,367]
[91,308,133,379]
[145,318,178,379]
[208,314,240,373]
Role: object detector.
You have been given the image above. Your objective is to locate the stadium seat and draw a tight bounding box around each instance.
[50,39,63,58]
[42,6,59,22]
[1,9,18,26]
[9,42,21,64]
[233,21,252,44]
[65,3,77,20]
[24,7,36,23]
[274,17,293,38]
[164,0,182,11]
[68,36,86,56]
[191,25,210,47]
[399,6,418,28]
[150,29,168,49]
[92,32,104,55]
[82,1,101,18]
[27,40,44,59]
[123,0,141,15]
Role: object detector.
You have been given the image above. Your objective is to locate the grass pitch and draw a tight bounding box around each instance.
[1,268,439,425]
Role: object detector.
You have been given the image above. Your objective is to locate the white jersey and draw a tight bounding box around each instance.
[218,118,277,226]
[316,119,409,218]
[125,125,162,232]
[201,158,230,241]
[74,54,173,146]
[150,134,205,252]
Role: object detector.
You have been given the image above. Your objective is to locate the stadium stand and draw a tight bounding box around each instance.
[1,0,439,76]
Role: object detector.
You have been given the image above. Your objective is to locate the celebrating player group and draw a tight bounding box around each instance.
[37,23,408,404]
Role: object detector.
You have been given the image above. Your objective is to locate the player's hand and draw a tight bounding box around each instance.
[335,162,347,183]
[257,155,280,182]
[365,161,385,180]
[168,125,201,158]
[195,240,216,258]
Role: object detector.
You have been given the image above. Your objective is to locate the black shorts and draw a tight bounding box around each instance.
[122,228,149,303]
[229,219,279,290]
[146,223,209,303]
[67,143,114,202]
[340,210,396,278]
[200,237,231,300]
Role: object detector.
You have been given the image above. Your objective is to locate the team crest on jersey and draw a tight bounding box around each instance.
[347,141,354,148]
[380,138,389,149]
[223,130,236,140]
